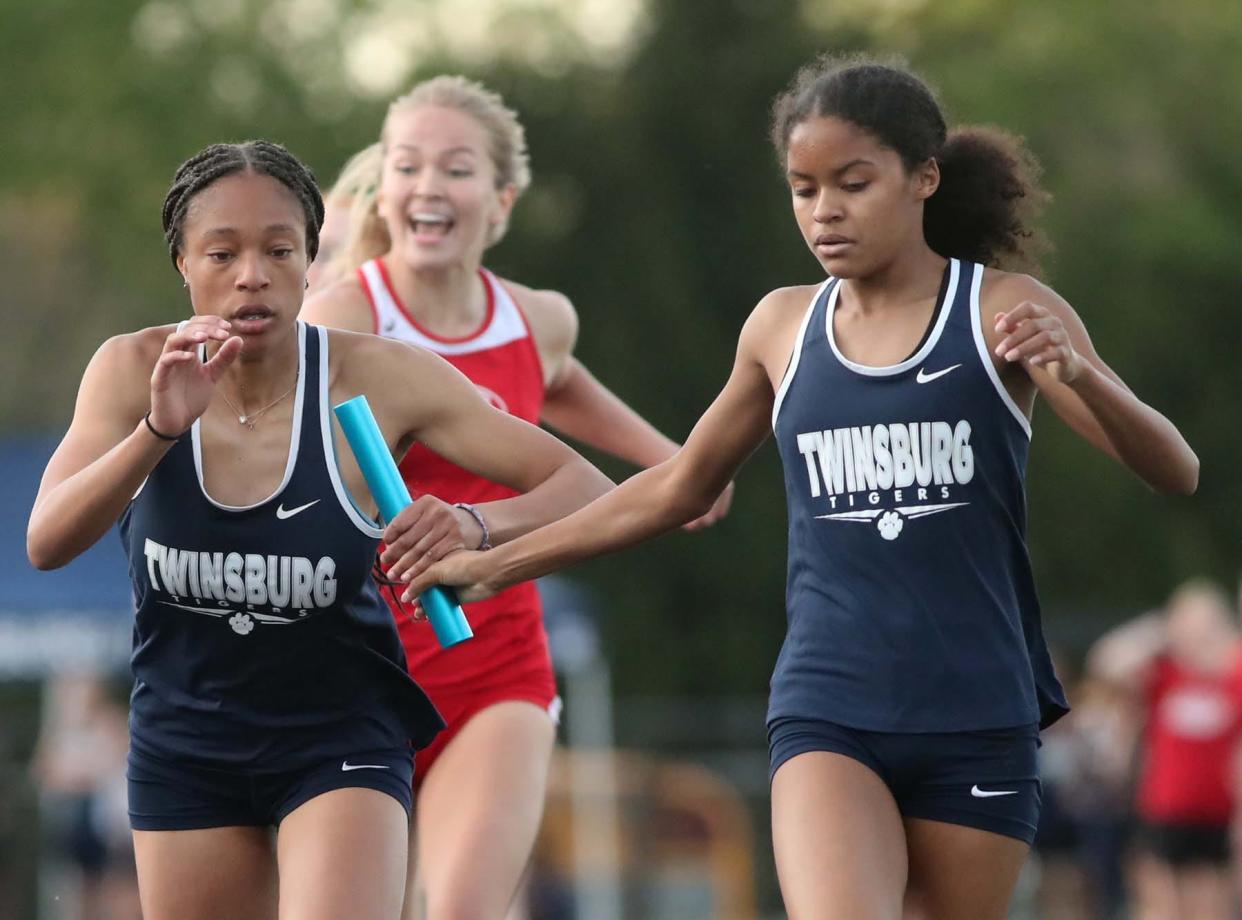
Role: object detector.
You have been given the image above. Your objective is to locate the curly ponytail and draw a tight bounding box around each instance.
[926,126,1049,272]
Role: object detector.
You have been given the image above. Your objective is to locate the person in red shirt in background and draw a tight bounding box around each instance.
[1092,580,1242,920]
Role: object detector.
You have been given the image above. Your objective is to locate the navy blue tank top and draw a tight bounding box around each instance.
[770,259,1068,733]
[119,322,443,768]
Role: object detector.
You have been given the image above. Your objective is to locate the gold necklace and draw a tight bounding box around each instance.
[217,373,298,430]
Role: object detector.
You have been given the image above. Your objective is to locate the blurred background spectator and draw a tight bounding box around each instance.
[28,673,137,920]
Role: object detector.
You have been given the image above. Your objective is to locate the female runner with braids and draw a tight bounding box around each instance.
[405,56,1200,920]
[27,139,611,920]
[301,75,733,920]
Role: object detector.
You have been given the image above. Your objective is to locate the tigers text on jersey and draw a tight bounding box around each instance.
[120,322,443,769]
[770,259,1068,733]
[357,259,552,693]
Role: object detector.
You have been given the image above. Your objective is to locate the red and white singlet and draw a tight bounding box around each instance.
[357,259,558,754]
[1137,652,1242,826]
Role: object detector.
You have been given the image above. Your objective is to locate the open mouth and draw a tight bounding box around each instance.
[408,212,454,239]
[233,305,274,322]
[230,305,276,334]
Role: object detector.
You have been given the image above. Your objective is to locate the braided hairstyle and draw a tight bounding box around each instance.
[161,140,325,270]
[770,54,1049,273]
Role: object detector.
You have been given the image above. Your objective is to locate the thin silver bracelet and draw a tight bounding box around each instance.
[453,502,492,550]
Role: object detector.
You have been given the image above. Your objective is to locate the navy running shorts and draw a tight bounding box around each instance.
[768,717,1041,844]
[127,745,414,831]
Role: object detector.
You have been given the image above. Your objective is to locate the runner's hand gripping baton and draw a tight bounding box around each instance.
[334,395,473,648]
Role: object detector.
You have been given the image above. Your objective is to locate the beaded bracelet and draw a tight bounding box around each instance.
[453,502,492,550]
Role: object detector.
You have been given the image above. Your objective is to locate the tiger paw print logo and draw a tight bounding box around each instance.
[817,500,969,541]
[877,511,904,541]
[229,612,255,636]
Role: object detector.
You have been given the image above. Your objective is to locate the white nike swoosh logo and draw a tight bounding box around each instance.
[341,761,390,772]
[970,785,1018,798]
[916,364,961,384]
[276,499,320,520]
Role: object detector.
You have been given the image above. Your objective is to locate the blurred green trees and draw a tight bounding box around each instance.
[2,0,1237,692]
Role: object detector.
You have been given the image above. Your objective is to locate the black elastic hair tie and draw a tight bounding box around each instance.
[144,411,181,442]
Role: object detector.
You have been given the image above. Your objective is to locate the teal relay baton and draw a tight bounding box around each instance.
[334,395,473,648]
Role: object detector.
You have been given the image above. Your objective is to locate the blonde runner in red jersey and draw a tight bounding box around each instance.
[357,257,559,765]
[301,74,733,920]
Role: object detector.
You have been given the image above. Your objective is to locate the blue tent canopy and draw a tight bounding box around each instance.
[0,435,133,677]
[1,435,133,612]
